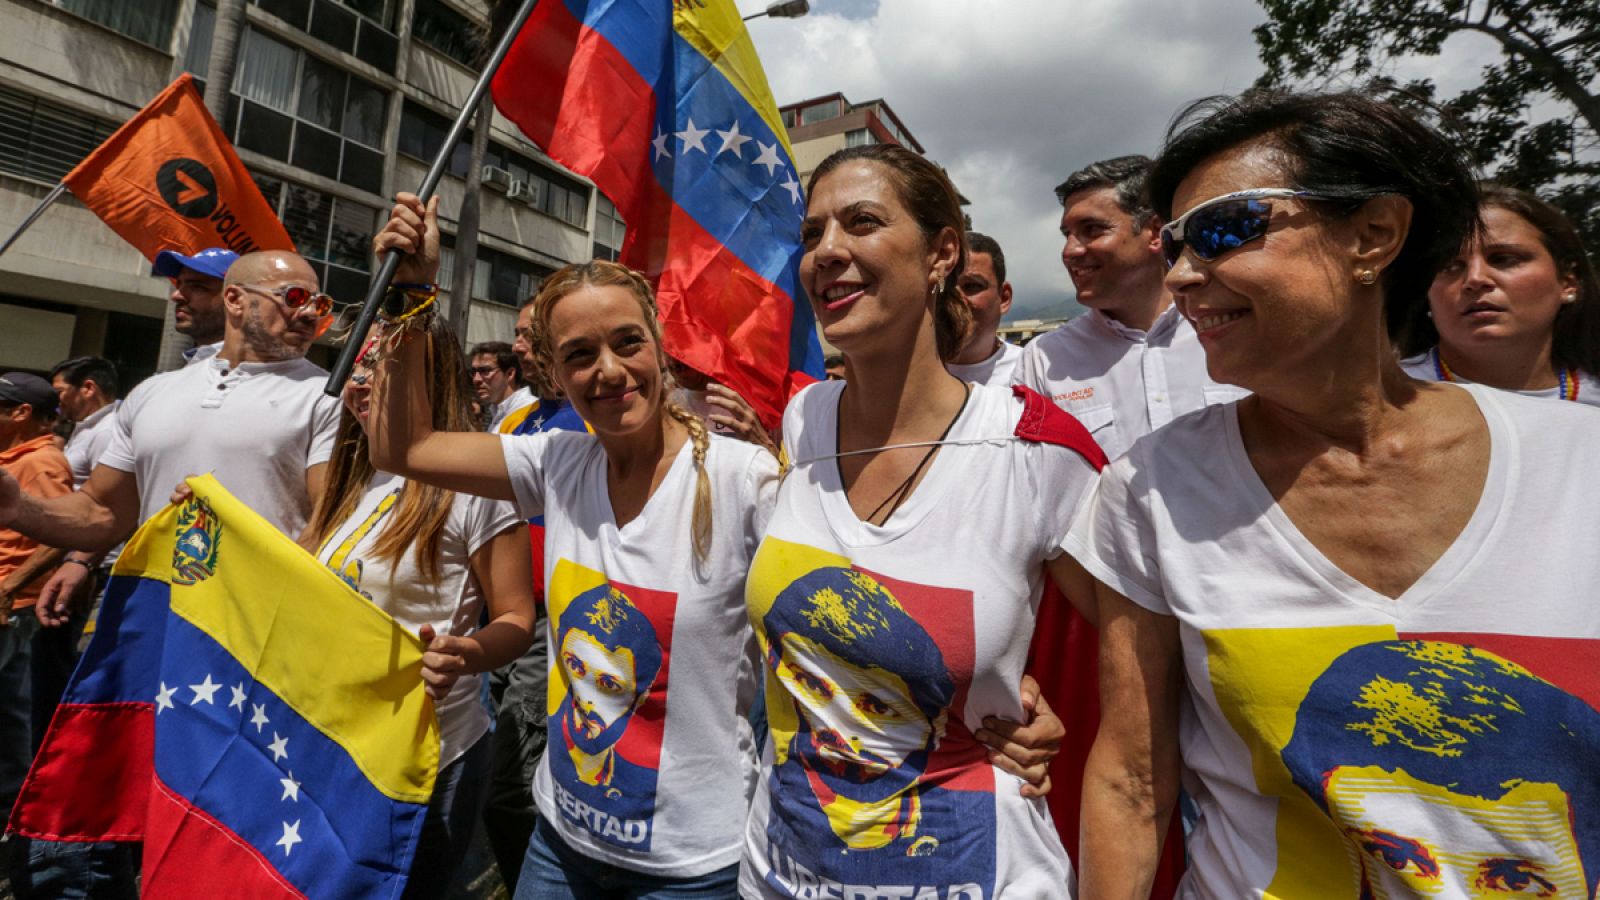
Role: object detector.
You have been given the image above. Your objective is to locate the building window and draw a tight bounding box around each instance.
[224,28,389,195]
[412,0,482,69]
[250,0,400,72]
[845,128,875,148]
[252,172,379,304]
[43,0,180,48]
[593,195,624,262]
[799,100,839,126]
[398,101,590,229]
[0,83,117,184]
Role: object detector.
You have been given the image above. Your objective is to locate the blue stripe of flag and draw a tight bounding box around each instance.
[154,613,425,898]
[564,0,823,380]
[69,575,168,705]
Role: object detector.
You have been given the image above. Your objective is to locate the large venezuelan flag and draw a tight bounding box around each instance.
[492,0,824,428]
[10,476,438,899]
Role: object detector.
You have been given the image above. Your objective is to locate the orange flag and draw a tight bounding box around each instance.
[63,74,293,261]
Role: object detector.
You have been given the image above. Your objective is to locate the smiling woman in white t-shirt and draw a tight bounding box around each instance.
[305,316,536,900]
[1067,91,1600,898]
[739,144,1105,900]
[364,196,784,898]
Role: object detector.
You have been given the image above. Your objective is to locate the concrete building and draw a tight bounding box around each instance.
[0,0,619,385]
[779,92,924,187]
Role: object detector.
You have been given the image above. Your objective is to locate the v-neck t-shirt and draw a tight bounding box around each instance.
[1063,384,1600,898]
[499,429,780,877]
[740,381,1099,899]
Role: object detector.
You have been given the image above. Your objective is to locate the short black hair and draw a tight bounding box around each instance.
[1054,155,1155,227]
[1148,90,1479,343]
[965,231,1007,286]
[469,342,521,380]
[49,356,119,400]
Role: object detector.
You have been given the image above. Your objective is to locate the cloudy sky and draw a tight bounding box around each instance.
[732,0,1498,323]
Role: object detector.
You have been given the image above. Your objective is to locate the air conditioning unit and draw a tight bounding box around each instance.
[508,180,539,205]
[481,166,513,192]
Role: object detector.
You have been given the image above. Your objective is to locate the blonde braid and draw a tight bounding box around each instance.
[663,399,713,564]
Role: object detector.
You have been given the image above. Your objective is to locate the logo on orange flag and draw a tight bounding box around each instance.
[63,74,293,261]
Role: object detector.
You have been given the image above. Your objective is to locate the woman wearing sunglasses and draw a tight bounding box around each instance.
[1397,183,1600,406]
[1066,91,1600,897]
[304,313,537,899]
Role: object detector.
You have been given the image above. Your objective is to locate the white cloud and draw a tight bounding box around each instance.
[739,0,1271,321]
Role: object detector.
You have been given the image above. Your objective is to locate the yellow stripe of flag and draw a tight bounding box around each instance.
[675,0,797,161]
[154,475,438,804]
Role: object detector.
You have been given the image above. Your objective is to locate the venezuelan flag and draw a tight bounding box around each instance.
[10,476,438,899]
[491,0,824,428]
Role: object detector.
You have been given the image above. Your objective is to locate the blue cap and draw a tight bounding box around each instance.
[152,247,239,280]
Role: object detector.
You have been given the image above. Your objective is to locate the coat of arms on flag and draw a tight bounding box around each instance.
[10,476,439,898]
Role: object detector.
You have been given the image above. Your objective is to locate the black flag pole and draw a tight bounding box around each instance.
[324,0,539,397]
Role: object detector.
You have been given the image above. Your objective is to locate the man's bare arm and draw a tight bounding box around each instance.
[0,464,139,552]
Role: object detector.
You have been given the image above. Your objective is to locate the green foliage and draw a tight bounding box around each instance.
[1254,0,1600,260]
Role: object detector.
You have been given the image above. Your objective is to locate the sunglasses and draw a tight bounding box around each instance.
[1160,189,1330,268]
[237,283,335,318]
[469,365,504,378]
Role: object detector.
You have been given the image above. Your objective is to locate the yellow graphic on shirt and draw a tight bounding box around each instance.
[1205,627,1600,898]
[318,488,399,594]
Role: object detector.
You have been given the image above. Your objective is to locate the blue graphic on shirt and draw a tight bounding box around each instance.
[760,566,996,897]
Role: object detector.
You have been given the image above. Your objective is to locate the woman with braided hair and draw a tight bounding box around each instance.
[365,194,779,898]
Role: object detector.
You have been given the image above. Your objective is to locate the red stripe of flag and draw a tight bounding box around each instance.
[143,776,305,899]
[9,702,152,841]
[492,0,804,427]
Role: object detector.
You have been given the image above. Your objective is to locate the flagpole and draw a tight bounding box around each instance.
[0,183,67,259]
[325,0,540,397]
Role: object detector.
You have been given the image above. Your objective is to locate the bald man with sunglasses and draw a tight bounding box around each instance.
[1013,155,1246,462]
[0,250,341,613]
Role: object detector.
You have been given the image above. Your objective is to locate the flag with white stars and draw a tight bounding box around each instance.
[11,476,439,899]
[491,0,825,428]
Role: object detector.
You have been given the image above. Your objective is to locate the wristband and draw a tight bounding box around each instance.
[61,558,92,570]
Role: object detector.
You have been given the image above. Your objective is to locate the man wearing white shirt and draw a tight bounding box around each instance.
[471,341,531,430]
[152,247,237,366]
[48,358,119,490]
[947,232,1024,387]
[1014,155,1244,461]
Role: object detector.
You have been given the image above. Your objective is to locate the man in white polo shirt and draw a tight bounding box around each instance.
[947,231,1023,387]
[0,249,339,585]
[1014,155,1244,460]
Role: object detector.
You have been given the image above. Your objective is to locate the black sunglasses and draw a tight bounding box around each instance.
[1160,188,1331,268]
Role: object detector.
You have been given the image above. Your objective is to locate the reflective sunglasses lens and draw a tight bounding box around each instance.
[1188,199,1272,262]
[1161,229,1184,268]
[281,285,312,308]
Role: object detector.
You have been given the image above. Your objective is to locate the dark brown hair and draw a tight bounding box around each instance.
[1397,182,1600,377]
[807,144,971,361]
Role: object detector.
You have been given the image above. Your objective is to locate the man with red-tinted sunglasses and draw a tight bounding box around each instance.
[8,249,340,607]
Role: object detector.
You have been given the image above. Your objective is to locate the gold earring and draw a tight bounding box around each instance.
[1356,269,1378,285]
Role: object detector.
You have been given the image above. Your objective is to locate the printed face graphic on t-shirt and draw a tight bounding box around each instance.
[546,561,677,853]
[560,627,640,747]
[1324,766,1581,896]
[773,630,933,778]
[747,539,998,899]
[1203,629,1600,899]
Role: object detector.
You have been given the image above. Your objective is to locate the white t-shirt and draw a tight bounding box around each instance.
[1063,384,1600,899]
[1013,306,1247,461]
[500,429,780,877]
[1401,347,1600,407]
[741,381,1099,900]
[98,355,340,534]
[314,471,519,765]
[491,386,537,430]
[947,340,1024,388]
[64,401,119,488]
